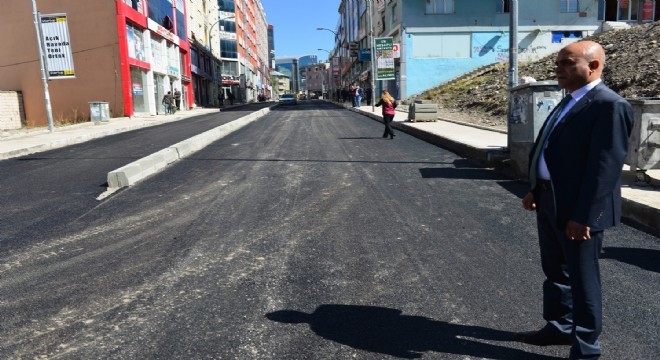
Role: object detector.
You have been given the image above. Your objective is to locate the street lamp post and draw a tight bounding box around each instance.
[316,27,343,96]
[317,48,334,101]
[366,0,376,112]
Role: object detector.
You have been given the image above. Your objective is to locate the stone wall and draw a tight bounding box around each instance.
[0,91,25,130]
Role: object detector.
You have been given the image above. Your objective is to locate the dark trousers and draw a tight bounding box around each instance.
[382,114,395,137]
[536,185,603,359]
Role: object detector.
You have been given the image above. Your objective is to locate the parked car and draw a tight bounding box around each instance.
[279,94,297,105]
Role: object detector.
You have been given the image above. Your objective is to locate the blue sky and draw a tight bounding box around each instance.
[260,0,341,62]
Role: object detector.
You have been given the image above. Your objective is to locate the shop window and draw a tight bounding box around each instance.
[126,23,146,61]
[151,38,165,72]
[130,67,148,113]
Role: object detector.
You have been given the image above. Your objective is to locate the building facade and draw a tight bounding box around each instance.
[274,55,318,95]
[302,63,330,99]
[0,0,193,126]
[217,0,270,103]
[187,0,222,107]
[270,71,290,97]
[332,0,657,100]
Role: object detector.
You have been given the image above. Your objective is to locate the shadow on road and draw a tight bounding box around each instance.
[419,167,507,181]
[601,246,660,273]
[338,137,388,140]
[420,159,511,181]
[266,304,561,359]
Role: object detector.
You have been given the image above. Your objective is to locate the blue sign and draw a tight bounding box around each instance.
[359,49,371,62]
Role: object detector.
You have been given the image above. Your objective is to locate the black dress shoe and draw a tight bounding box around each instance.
[382,134,388,138]
[512,329,572,346]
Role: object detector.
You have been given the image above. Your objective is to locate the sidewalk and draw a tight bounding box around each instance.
[0,106,230,160]
[1,101,658,233]
[339,101,660,233]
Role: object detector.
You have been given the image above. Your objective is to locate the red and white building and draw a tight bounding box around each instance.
[0,0,193,126]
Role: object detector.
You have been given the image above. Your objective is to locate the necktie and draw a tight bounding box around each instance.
[529,94,572,189]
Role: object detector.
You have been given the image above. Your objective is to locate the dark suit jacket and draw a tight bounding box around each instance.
[529,82,634,231]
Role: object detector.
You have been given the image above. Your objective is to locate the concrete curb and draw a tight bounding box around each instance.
[622,197,660,233]
[343,103,503,165]
[0,108,223,160]
[106,106,273,190]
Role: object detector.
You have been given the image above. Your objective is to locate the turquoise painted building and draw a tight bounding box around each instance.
[392,0,603,99]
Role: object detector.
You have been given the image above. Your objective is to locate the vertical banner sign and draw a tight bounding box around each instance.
[40,13,75,79]
[375,37,395,80]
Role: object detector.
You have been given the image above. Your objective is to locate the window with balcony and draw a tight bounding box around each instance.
[148,0,174,30]
[221,39,238,59]
[496,0,511,13]
[560,0,579,13]
[426,0,455,14]
[218,0,235,12]
[176,0,186,41]
[391,4,397,25]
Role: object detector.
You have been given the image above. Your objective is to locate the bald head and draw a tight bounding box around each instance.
[566,41,606,68]
[554,41,606,92]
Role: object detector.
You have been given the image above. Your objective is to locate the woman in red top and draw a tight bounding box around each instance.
[375,90,397,139]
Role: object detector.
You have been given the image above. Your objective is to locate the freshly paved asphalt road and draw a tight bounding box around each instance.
[0,103,271,253]
[0,101,657,359]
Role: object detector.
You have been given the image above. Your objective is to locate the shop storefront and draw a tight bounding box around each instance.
[130,67,149,113]
[117,0,192,117]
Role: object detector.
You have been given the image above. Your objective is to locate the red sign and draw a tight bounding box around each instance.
[642,0,654,20]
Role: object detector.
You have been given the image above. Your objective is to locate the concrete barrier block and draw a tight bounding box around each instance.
[105,107,273,190]
[412,112,438,121]
[108,162,143,188]
[414,104,439,112]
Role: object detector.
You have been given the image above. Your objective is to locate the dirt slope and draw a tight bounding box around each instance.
[416,21,660,128]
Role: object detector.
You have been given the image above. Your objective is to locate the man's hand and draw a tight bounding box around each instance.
[566,220,591,240]
[522,192,536,211]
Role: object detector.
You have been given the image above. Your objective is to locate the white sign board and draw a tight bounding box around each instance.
[40,13,75,79]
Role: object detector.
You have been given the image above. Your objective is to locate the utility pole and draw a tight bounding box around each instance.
[367,0,376,112]
[508,0,519,136]
[31,0,55,133]
[316,28,342,100]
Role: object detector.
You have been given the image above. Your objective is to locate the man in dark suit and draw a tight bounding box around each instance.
[517,41,634,360]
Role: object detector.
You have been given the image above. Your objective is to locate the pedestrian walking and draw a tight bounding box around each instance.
[173,89,181,111]
[374,90,397,139]
[350,85,356,107]
[162,91,173,114]
[218,91,225,107]
[365,87,372,106]
[228,91,234,105]
[355,85,363,107]
[517,41,634,360]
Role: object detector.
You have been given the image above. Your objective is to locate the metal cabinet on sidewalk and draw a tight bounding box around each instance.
[508,81,563,177]
[625,98,660,182]
[89,102,110,122]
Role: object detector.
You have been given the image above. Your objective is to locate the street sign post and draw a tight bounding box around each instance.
[374,37,395,81]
